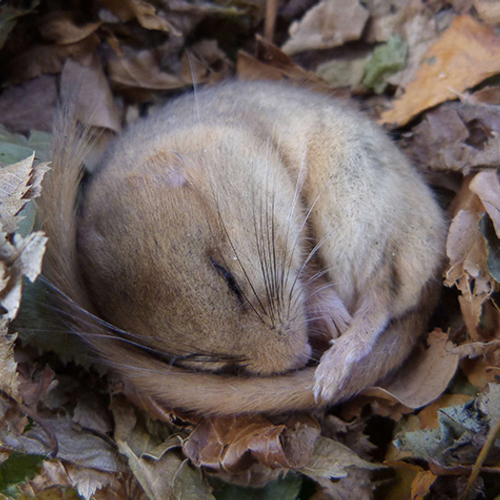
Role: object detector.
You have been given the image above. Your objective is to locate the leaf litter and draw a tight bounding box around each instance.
[2,0,500,499]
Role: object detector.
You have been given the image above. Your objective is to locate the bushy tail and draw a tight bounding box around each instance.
[38,109,317,415]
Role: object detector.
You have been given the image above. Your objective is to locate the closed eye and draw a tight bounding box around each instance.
[210,258,244,303]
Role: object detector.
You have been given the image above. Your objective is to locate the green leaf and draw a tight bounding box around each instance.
[362,35,409,94]
[0,124,51,166]
[0,452,45,496]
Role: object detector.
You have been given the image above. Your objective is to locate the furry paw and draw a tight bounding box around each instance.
[313,340,367,403]
[307,288,352,339]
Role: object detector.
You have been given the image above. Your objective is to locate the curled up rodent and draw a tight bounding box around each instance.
[39,81,446,415]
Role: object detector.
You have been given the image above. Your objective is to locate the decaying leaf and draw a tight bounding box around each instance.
[379,461,429,500]
[394,390,500,467]
[298,436,382,481]
[445,174,497,337]
[474,0,500,26]
[406,101,500,174]
[1,33,100,86]
[183,414,320,473]
[108,48,186,93]
[60,55,122,133]
[99,0,179,35]
[0,75,57,134]
[380,15,500,126]
[112,397,214,500]
[38,12,102,45]
[0,155,50,234]
[282,0,369,55]
[471,170,500,237]
[237,36,333,94]
[410,470,438,500]
[0,323,20,401]
[364,330,460,409]
[0,2,40,52]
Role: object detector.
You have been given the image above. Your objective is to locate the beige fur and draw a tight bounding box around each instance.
[38,81,446,414]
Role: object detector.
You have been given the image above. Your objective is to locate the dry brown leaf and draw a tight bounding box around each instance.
[237,36,333,94]
[108,49,185,92]
[0,231,47,320]
[38,12,102,45]
[299,436,381,481]
[0,155,50,234]
[0,75,57,133]
[410,470,438,500]
[474,0,500,25]
[380,15,500,126]
[470,170,500,237]
[19,459,140,500]
[1,414,126,472]
[364,330,459,409]
[2,33,100,85]
[65,465,115,500]
[183,414,320,473]
[99,0,179,34]
[17,364,56,408]
[282,0,369,55]
[446,211,492,334]
[406,102,500,174]
[61,55,122,132]
[461,355,500,389]
[180,41,233,86]
[0,322,20,401]
[381,461,426,500]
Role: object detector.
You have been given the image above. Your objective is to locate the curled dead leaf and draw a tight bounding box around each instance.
[237,36,333,94]
[183,414,320,473]
[380,15,500,126]
[38,12,102,45]
[364,330,459,409]
[282,0,369,55]
[61,55,122,133]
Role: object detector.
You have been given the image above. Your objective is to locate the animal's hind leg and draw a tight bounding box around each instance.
[313,295,429,404]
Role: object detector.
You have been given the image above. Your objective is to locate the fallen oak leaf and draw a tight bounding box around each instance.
[445,205,494,337]
[0,321,19,400]
[298,436,382,481]
[470,170,500,238]
[380,461,428,500]
[281,0,369,55]
[38,12,102,45]
[0,231,47,321]
[1,33,100,86]
[410,470,438,500]
[0,154,50,234]
[183,414,320,473]
[100,0,180,35]
[237,36,333,94]
[107,48,185,92]
[380,15,500,127]
[363,330,459,409]
[406,102,500,174]
[60,55,122,133]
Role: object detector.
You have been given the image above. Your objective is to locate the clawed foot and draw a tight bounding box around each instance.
[307,287,352,339]
[313,339,369,403]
